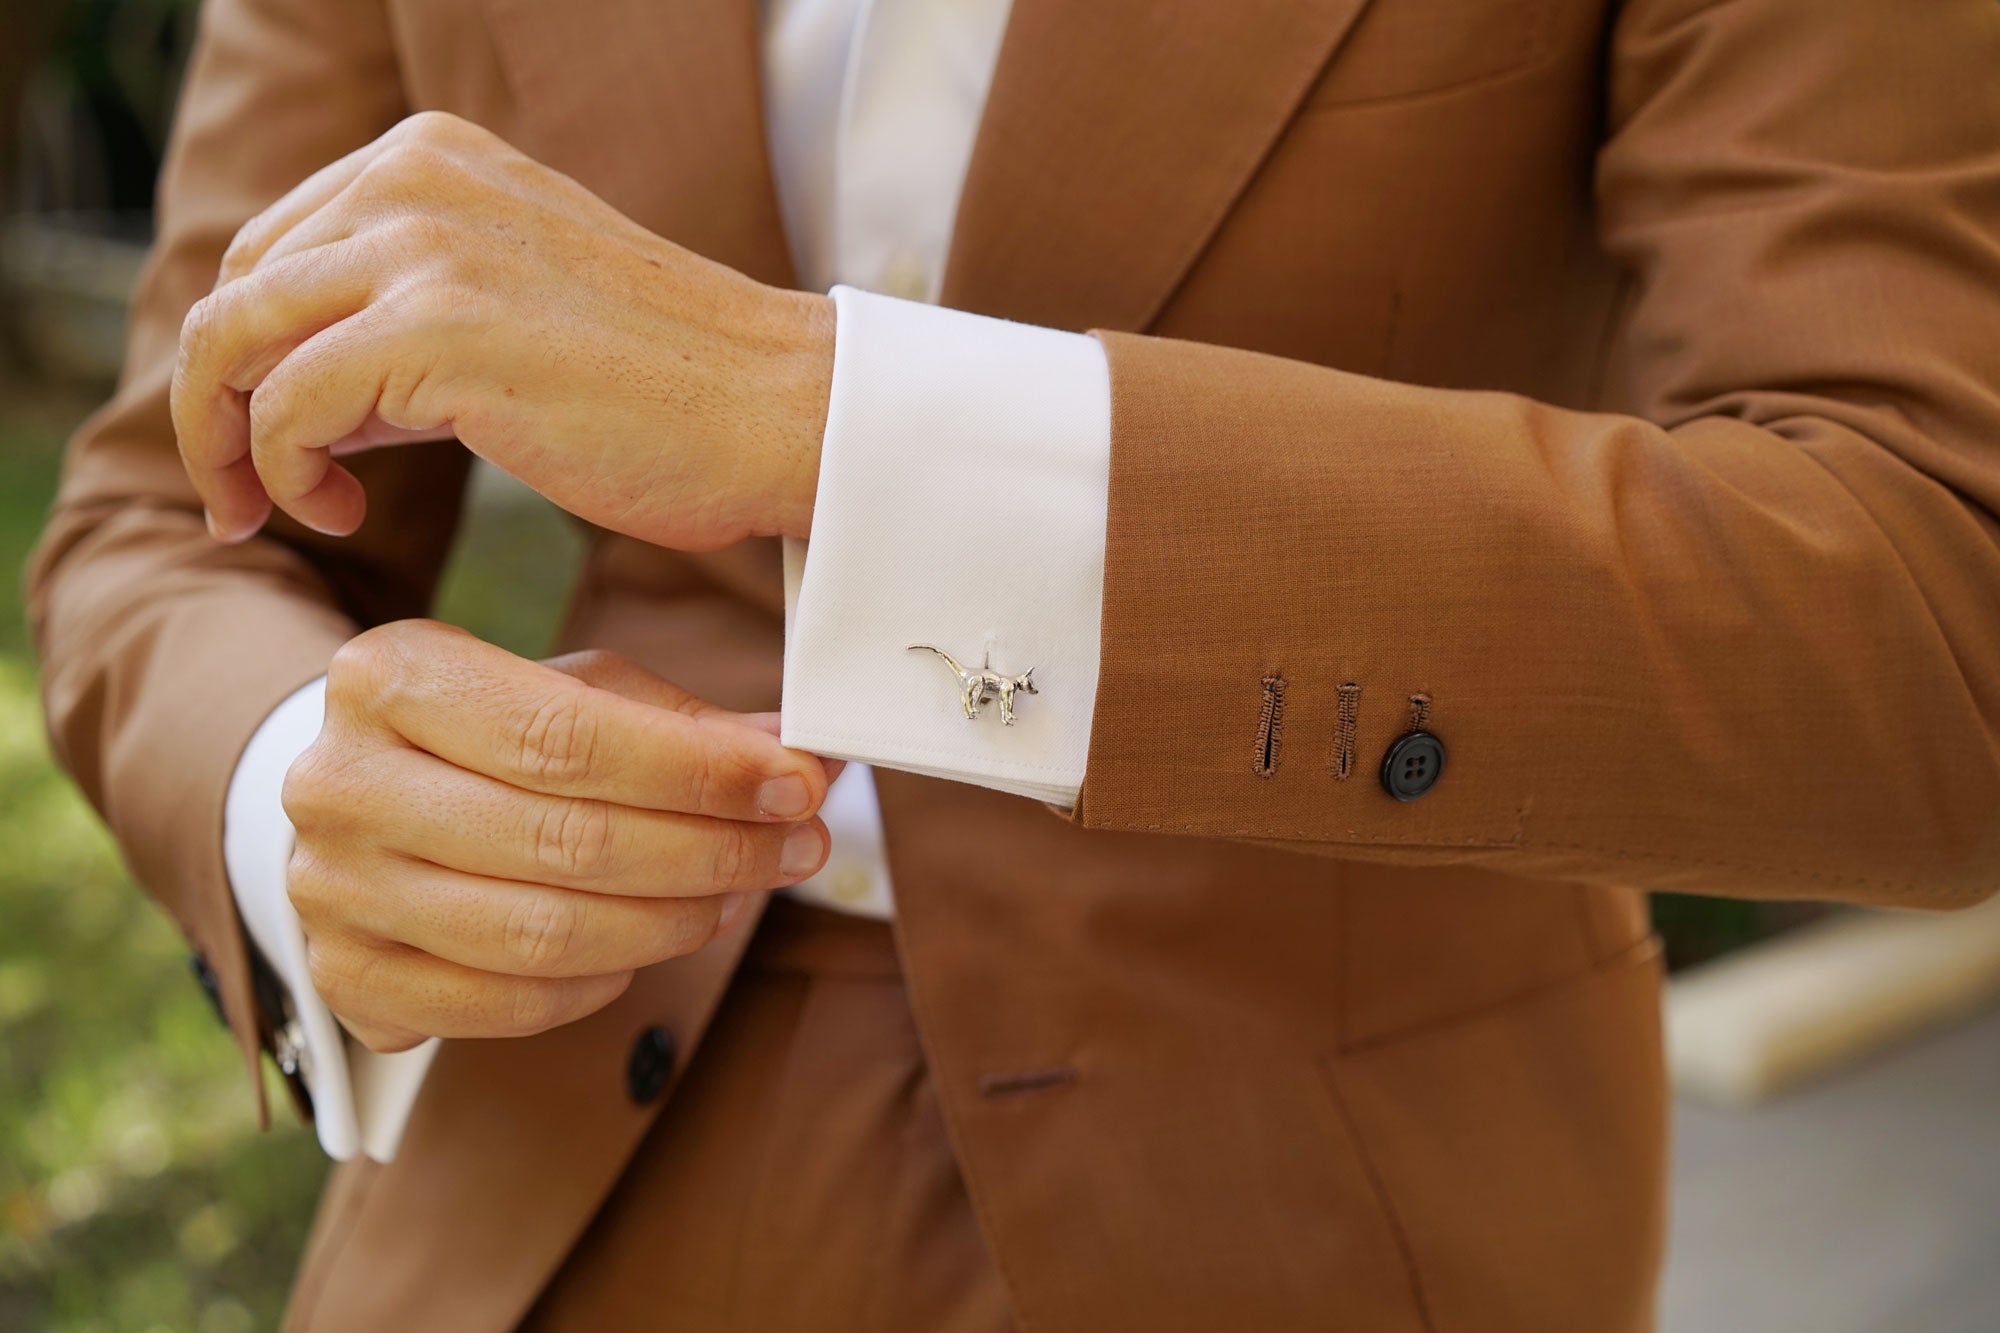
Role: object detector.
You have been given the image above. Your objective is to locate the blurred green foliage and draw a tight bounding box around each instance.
[0,398,582,1332]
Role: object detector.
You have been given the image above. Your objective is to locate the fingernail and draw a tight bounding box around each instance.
[757,774,810,819]
[780,824,824,879]
[717,893,751,934]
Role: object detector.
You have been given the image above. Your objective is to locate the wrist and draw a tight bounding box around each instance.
[762,288,835,540]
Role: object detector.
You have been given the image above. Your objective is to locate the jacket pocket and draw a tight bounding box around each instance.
[1322,939,1669,1333]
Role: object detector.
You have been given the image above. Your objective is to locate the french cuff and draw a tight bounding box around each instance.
[781,285,1110,808]
[222,675,437,1162]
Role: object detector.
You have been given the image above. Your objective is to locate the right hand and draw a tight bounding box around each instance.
[280,619,837,1052]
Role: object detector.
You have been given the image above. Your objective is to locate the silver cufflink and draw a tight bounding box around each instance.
[909,644,1038,726]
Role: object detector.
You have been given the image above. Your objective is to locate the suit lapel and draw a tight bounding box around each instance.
[477,0,795,286]
[942,0,1375,332]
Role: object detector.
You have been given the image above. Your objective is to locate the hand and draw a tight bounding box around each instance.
[280,620,838,1052]
[172,110,834,550]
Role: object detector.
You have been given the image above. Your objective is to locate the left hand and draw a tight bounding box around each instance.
[171,110,834,550]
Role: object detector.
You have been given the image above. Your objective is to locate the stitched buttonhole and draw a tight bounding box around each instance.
[1332,682,1362,780]
[1406,692,1432,732]
[1254,673,1286,778]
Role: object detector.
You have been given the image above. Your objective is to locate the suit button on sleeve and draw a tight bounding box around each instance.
[1379,731,1446,801]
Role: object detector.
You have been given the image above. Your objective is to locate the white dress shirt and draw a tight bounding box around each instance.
[223,0,1113,1160]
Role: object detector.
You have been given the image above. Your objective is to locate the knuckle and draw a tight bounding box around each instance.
[304,935,372,1012]
[380,138,428,174]
[534,797,614,880]
[360,143,429,197]
[283,848,330,921]
[179,293,220,358]
[279,746,331,826]
[516,694,598,786]
[218,222,263,279]
[376,617,449,653]
[281,742,369,837]
[389,282,470,345]
[246,382,295,459]
[327,623,428,714]
[502,893,583,975]
[325,637,371,686]
[327,634,395,705]
[398,109,466,144]
[325,634,374,686]
[681,737,717,813]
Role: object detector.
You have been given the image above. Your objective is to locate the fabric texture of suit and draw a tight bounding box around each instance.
[27,0,2000,1328]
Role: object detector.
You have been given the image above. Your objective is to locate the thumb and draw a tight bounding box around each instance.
[739,711,848,786]
[543,650,846,785]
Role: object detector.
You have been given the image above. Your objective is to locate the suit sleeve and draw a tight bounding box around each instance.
[1064,0,2000,910]
[24,0,473,1111]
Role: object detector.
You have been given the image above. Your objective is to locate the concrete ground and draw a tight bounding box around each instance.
[1661,1004,2000,1332]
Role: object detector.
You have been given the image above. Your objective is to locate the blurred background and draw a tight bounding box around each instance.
[1,4,1995,1330]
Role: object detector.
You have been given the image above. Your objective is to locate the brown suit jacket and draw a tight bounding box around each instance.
[28,0,2000,1328]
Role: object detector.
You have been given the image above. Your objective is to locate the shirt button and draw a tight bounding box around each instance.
[625,1025,676,1105]
[829,865,872,906]
[1379,731,1446,801]
[877,251,931,302]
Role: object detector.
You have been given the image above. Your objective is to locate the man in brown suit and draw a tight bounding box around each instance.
[27,0,2000,1328]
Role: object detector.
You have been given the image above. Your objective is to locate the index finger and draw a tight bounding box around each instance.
[172,248,377,540]
[333,626,831,821]
[214,135,391,287]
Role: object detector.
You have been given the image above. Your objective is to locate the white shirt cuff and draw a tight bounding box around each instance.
[781,285,1110,806]
[222,675,437,1162]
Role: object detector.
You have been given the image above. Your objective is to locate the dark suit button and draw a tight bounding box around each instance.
[626,1026,676,1105]
[1379,731,1446,801]
[189,952,227,1026]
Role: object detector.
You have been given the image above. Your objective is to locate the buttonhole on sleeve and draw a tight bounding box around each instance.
[1332,682,1362,781]
[1254,673,1286,778]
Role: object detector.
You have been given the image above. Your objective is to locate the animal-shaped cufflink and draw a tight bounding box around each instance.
[909,644,1038,726]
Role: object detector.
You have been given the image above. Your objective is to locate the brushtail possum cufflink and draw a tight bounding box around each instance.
[909,645,1038,726]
